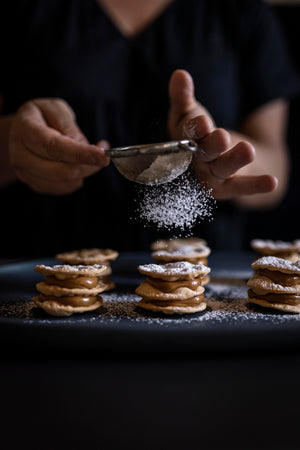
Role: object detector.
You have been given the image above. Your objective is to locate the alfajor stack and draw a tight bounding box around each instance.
[250,239,300,262]
[135,261,210,315]
[33,264,109,316]
[56,248,119,291]
[247,256,300,313]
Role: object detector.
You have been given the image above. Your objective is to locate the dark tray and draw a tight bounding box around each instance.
[1,251,300,355]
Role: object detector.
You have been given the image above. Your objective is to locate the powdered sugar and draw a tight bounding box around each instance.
[138,261,209,275]
[134,171,215,231]
[252,256,300,273]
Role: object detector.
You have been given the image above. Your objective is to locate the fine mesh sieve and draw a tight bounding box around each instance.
[105,139,197,185]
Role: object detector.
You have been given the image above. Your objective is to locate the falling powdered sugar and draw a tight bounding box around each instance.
[134,171,215,231]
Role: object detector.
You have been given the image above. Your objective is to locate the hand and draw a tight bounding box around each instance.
[9,98,110,195]
[168,70,277,200]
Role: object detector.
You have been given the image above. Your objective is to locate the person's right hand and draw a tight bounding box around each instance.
[9,98,110,195]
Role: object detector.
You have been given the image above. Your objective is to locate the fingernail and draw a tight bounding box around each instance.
[98,140,110,150]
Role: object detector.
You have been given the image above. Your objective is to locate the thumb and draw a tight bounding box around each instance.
[168,69,196,118]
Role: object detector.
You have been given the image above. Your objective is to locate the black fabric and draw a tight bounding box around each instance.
[0,0,299,257]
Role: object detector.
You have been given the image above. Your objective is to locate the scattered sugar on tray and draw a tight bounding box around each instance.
[3,278,300,326]
[134,171,215,231]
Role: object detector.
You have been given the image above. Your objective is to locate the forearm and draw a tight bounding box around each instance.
[229,130,290,209]
[0,114,18,187]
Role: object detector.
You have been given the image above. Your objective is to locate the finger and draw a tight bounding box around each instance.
[208,141,255,179]
[183,115,214,143]
[20,118,109,166]
[169,69,196,117]
[32,98,87,142]
[15,149,102,194]
[192,127,231,162]
[96,139,110,150]
[214,175,278,200]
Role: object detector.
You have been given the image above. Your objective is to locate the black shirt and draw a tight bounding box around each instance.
[0,0,299,257]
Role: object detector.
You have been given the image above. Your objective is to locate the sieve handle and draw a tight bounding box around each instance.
[105,139,197,158]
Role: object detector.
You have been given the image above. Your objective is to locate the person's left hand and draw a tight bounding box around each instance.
[168,69,277,200]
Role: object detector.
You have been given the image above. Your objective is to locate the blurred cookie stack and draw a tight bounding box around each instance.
[250,239,300,262]
[33,264,108,316]
[56,248,119,291]
[247,256,300,313]
[135,261,210,315]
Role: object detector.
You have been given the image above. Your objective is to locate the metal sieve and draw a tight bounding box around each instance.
[105,139,197,185]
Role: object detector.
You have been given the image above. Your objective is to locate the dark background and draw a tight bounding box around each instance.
[244,3,300,245]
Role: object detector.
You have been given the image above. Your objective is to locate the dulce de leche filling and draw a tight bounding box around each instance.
[141,294,205,307]
[248,289,300,306]
[39,293,100,307]
[255,269,300,286]
[45,275,99,289]
[147,276,202,292]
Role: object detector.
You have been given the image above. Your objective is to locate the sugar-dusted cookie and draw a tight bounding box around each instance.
[33,263,108,316]
[151,245,211,266]
[34,264,107,277]
[247,256,300,313]
[150,237,207,251]
[250,239,300,262]
[138,261,210,281]
[136,261,209,315]
[55,248,119,265]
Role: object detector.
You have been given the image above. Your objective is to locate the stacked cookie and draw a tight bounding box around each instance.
[150,237,207,252]
[247,256,300,313]
[135,261,210,315]
[56,248,118,291]
[250,239,300,262]
[33,264,108,316]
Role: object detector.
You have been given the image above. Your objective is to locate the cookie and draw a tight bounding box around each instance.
[138,295,207,315]
[34,264,107,277]
[55,248,119,265]
[33,263,108,316]
[151,245,211,268]
[250,239,300,262]
[138,261,210,281]
[135,261,209,315]
[135,280,205,301]
[32,294,103,317]
[247,256,300,313]
[150,237,207,251]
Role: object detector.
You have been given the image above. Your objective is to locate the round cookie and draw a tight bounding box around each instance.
[247,275,300,295]
[55,248,119,265]
[251,256,300,274]
[138,261,210,281]
[248,296,300,314]
[34,264,107,277]
[150,237,207,251]
[250,239,300,261]
[151,246,211,264]
[32,295,103,317]
[36,280,108,297]
[138,296,207,315]
[135,280,205,301]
